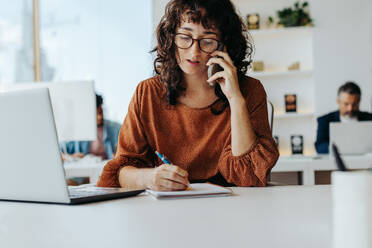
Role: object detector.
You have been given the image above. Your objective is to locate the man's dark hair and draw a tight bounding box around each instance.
[96,94,103,108]
[338,81,361,97]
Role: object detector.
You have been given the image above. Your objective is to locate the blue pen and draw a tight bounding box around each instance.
[155,151,190,190]
[155,151,172,165]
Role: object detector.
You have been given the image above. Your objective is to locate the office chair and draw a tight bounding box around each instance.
[266,100,287,186]
[267,100,274,134]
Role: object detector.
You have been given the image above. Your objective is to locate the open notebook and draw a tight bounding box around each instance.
[146,183,233,199]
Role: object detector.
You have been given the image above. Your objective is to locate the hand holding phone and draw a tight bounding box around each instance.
[207,43,224,87]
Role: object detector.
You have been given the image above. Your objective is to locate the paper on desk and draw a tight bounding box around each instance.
[146,183,232,199]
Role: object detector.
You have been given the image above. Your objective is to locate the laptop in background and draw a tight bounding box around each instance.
[0,88,143,205]
[330,121,372,155]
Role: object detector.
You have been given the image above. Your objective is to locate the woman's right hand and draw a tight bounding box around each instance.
[146,164,189,191]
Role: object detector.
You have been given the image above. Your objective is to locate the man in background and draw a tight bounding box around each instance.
[315,82,372,154]
[61,94,121,184]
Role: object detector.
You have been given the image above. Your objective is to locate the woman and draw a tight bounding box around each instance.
[97,0,279,190]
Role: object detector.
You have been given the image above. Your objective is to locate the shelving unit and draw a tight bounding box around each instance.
[247,24,316,156]
[232,1,316,157]
[248,26,314,36]
[249,69,313,78]
[274,112,314,119]
[247,25,316,156]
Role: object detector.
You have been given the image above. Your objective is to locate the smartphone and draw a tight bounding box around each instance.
[207,43,224,87]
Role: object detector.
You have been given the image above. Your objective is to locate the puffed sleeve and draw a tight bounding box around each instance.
[217,79,279,187]
[97,82,154,187]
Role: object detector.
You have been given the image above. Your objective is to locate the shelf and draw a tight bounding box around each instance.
[249,69,313,78]
[278,155,320,161]
[274,112,314,119]
[248,26,314,36]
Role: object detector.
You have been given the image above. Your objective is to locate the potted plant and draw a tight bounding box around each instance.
[269,1,313,28]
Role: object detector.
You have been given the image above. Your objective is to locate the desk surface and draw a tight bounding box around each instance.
[0,185,332,248]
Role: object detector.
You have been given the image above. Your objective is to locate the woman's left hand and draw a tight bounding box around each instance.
[206,50,243,101]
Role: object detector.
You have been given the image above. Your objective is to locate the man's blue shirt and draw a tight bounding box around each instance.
[60,120,121,159]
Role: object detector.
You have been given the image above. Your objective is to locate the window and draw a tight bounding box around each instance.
[0,0,34,84]
[1,0,153,122]
[39,0,153,121]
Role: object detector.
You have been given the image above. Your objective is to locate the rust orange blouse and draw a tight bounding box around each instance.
[97,75,279,187]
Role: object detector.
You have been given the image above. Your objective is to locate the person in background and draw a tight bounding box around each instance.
[61,94,121,185]
[315,82,372,154]
[97,0,279,191]
[62,94,121,160]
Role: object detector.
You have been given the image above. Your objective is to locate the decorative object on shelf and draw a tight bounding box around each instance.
[266,16,275,28]
[273,135,279,147]
[291,135,303,154]
[252,61,264,72]
[285,94,297,112]
[288,61,300,70]
[269,1,313,28]
[246,13,260,30]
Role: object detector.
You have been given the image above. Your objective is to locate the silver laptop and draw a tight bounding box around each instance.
[0,88,143,205]
[330,121,372,155]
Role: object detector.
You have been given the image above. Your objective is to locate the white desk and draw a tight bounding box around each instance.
[0,185,331,248]
[273,155,372,185]
[64,159,107,184]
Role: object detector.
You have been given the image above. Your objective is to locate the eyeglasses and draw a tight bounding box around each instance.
[174,33,222,54]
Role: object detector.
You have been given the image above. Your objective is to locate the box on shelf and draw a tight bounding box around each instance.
[291,135,303,155]
[246,13,260,30]
[285,94,297,112]
[288,61,300,70]
[252,61,264,72]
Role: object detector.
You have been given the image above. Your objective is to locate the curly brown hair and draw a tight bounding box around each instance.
[152,0,253,114]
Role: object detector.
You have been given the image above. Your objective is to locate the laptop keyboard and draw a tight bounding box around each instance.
[68,186,127,199]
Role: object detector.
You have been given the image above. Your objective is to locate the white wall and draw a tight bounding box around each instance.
[152,0,168,32]
[311,0,372,115]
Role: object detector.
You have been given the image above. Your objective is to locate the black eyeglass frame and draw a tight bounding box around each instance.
[174,33,223,54]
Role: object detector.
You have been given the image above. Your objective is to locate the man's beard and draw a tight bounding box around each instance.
[343,111,357,118]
